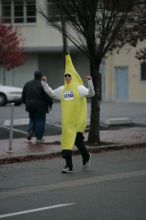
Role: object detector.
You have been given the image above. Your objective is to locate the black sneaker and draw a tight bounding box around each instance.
[83,153,91,168]
[62,166,73,174]
[27,131,33,141]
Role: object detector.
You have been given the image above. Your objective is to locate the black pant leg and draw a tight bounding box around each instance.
[75,132,90,163]
[62,150,73,169]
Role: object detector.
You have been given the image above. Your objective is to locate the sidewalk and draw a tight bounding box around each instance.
[1,126,146,165]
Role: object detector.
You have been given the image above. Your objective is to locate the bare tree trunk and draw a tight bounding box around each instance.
[59,0,68,56]
[88,92,100,145]
[88,56,101,145]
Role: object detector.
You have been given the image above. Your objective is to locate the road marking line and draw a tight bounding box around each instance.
[0,203,76,219]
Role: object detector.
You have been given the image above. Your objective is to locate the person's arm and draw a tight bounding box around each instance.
[41,77,62,100]
[78,75,95,98]
[44,92,53,108]
[22,85,26,104]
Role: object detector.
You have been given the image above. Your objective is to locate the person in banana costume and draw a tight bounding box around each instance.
[41,54,95,173]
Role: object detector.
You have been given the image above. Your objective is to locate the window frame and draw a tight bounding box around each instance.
[0,0,36,24]
[47,0,60,22]
[47,0,73,22]
[141,62,146,81]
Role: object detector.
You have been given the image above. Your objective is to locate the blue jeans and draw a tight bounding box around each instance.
[28,112,46,140]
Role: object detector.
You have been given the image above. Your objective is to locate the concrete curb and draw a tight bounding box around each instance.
[0,142,146,165]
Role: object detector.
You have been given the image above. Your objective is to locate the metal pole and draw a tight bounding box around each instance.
[8,103,14,152]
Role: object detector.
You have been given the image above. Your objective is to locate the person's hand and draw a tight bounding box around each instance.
[86,75,92,80]
[41,76,47,81]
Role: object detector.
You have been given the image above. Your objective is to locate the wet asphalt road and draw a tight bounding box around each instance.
[0,148,146,220]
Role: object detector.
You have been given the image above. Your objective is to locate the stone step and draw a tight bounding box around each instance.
[102,117,132,126]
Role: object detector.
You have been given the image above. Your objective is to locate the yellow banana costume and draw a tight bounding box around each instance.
[61,54,87,150]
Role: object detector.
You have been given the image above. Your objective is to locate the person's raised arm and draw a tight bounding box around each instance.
[41,76,62,100]
[78,75,95,98]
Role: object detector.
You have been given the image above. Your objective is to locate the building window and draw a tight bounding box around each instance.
[141,62,146,80]
[47,0,60,21]
[47,0,73,21]
[1,0,36,24]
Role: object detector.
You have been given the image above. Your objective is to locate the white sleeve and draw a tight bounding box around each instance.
[78,79,95,98]
[41,81,63,100]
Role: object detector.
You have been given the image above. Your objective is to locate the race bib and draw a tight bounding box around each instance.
[63,91,74,100]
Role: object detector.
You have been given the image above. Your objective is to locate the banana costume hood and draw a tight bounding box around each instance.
[61,54,87,150]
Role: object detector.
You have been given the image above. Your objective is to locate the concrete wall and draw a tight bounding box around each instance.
[13,54,39,87]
